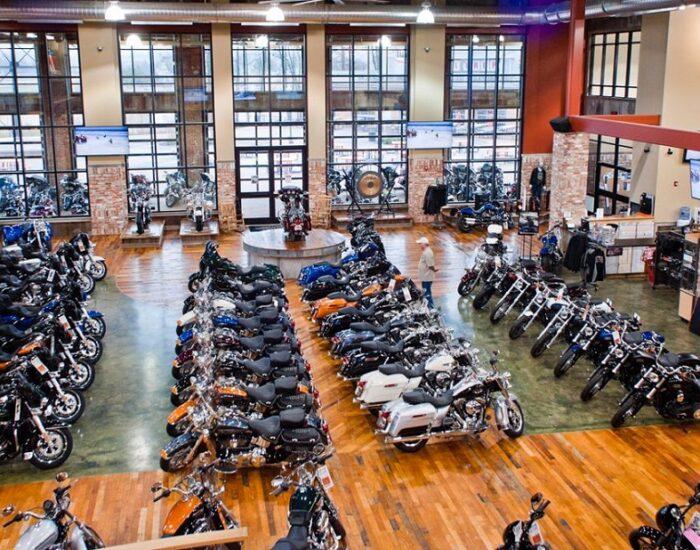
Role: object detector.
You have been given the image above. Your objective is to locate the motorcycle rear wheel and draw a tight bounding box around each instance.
[136,211,145,235]
[393,438,428,453]
[30,427,73,469]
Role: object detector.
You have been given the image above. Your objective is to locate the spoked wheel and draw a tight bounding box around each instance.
[83,316,106,340]
[553,347,581,378]
[580,366,612,402]
[472,286,496,310]
[79,336,103,365]
[508,317,529,340]
[503,399,525,438]
[79,274,95,295]
[458,277,478,297]
[30,428,73,469]
[611,393,645,428]
[52,389,85,424]
[67,361,95,391]
[629,527,663,550]
[489,299,511,325]
[530,329,556,358]
[160,446,196,473]
[89,260,107,281]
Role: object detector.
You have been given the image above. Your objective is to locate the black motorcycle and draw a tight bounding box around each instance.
[60,175,89,216]
[271,458,347,550]
[498,493,551,550]
[128,175,152,235]
[629,483,700,549]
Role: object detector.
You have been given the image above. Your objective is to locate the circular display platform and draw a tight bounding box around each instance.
[242,228,346,279]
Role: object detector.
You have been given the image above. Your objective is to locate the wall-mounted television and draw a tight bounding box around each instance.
[406,122,453,150]
[74,126,129,156]
[691,159,700,200]
[683,149,700,163]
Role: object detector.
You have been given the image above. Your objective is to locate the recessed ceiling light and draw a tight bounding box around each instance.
[416,2,435,24]
[105,0,125,22]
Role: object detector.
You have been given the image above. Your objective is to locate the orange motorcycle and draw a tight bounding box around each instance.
[310,276,406,322]
[151,454,241,549]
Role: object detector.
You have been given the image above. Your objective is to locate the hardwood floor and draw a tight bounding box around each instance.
[0,225,698,549]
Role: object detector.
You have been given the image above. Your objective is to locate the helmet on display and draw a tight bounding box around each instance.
[655,504,682,532]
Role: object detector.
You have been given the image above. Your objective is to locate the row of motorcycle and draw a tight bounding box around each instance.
[0,175,89,218]
[297,216,526,453]
[166,241,346,548]
[0,227,107,472]
[459,224,700,427]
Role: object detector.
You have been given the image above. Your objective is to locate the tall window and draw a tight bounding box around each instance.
[588,135,633,215]
[445,34,525,202]
[0,31,87,218]
[587,31,640,99]
[119,31,215,212]
[327,33,409,206]
[232,33,306,147]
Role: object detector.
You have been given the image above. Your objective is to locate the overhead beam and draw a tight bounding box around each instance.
[568,114,700,150]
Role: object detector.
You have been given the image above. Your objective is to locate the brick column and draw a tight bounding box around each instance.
[408,153,442,224]
[520,153,552,209]
[88,162,127,235]
[549,131,589,228]
[308,159,330,228]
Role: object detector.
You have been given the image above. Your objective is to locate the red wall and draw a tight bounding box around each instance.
[522,24,569,154]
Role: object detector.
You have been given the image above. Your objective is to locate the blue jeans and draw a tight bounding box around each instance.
[421,281,435,308]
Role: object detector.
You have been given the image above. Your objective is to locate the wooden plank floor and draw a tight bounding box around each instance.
[1,226,698,549]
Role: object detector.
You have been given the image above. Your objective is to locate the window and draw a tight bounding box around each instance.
[589,135,633,215]
[445,34,524,203]
[232,33,306,147]
[587,31,640,99]
[0,31,88,219]
[327,33,409,206]
[120,31,215,212]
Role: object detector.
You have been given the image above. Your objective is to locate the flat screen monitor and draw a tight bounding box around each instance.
[74,126,129,156]
[406,122,453,149]
[691,159,700,200]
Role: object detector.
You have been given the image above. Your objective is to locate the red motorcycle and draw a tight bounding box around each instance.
[277,187,311,241]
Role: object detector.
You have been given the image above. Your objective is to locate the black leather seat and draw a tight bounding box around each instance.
[659,352,681,369]
[541,273,565,284]
[270,350,293,368]
[403,389,454,408]
[361,340,404,354]
[239,335,265,351]
[242,357,272,376]
[272,526,308,550]
[279,407,306,428]
[236,316,261,331]
[623,332,645,345]
[0,349,13,363]
[0,324,24,339]
[255,295,274,306]
[274,376,298,395]
[280,428,321,446]
[248,415,282,439]
[246,382,276,404]
[521,259,538,269]
[263,329,284,345]
[378,362,424,378]
[349,321,388,334]
[258,308,281,324]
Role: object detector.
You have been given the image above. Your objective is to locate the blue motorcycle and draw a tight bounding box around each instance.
[298,242,379,286]
[457,202,511,233]
[3,218,53,253]
[539,224,563,273]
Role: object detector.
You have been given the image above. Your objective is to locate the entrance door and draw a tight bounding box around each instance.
[235,146,307,225]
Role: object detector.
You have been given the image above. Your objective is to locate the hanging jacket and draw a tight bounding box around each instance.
[583,245,606,283]
[563,232,589,272]
[423,184,448,215]
[530,166,546,196]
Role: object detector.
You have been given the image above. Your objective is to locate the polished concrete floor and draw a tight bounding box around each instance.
[1,230,697,485]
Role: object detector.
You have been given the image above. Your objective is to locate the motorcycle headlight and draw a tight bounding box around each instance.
[646,372,660,383]
[584,327,593,336]
[614,348,624,358]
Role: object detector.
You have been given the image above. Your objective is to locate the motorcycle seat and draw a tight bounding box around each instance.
[361,340,404,354]
[274,376,299,395]
[239,335,266,351]
[659,352,681,369]
[272,526,309,550]
[378,362,425,378]
[280,428,321,446]
[0,324,25,339]
[237,316,262,331]
[246,381,276,404]
[279,407,306,428]
[262,329,285,345]
[278,393,313,410]
[0,349,13,362]
[623,332,645,346]
[403,389,454,408]
[259,308,281,324]
[242,357,273,376]
[349,321,388,334]
[270,350,293,368]
[520,259,538,270]
[540,273,565,284]
[588,298,604,306]
[255,295,274,306]
[248,415,282,439]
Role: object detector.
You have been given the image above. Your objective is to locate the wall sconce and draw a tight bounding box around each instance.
[643,144,650,153]
[667,148,674,155]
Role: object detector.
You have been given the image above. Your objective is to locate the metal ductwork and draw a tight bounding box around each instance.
[0,0,687,26]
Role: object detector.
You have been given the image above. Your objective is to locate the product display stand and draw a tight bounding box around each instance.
[377,182,397,217]
[120,219,165,249]
[430,213,445,229]
[180,218,220,246]
[521,233,535,259]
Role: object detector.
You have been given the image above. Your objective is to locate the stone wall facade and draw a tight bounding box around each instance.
[216,160,236,209]
[520,153,552,209]
[408,155,442,224]
[549,132,590,228]
[308,159,331,228]
[88,162,128,235]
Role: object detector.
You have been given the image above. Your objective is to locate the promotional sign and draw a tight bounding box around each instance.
[74,126,129,156]
[690,159,700,199]
[406,122,453,150]
[518,212,539,235]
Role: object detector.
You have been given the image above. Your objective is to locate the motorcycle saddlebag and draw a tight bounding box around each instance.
[281,428,321,450]
[217,416,250,436]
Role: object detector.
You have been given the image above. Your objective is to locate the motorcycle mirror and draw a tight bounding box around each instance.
[150,482,163,493]
[531,493,543,506]
[55,472,69,483]
[2,505,15,517]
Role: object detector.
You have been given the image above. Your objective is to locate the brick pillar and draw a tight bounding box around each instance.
[182,45,206,185]
[408,153,442,224]
[88,161,127,235]
[520,153,552,209]
[308,159,330,228]
[549,131,589,228]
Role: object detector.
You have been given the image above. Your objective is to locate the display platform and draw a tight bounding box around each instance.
[242,228,345,279]
[180,218,219,246]
[120,219,164,249]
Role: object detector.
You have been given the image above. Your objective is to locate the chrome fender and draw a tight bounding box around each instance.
[493,392,519,431]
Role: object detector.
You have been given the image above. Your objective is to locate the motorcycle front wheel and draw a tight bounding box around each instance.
[160,443,198,472]
[393,438,428,453]
[553,347,581,378]
[458,276,478,297]
[52,389,85,424]
[457,217,473,233]
[472,285,496,310]
[79,336,104,365]
[84,316,107,340]
[67,361,96,391]
[628,527,662,550]
[30,427,73,469]
[611,393,645,428]
[508,316,529,340]
[89,260,107,281]
[580,366,613,402]
[502,399,525,438]
[79,274,96,295]
[136,211,145,234]
[489,298,511,325]
[530,329,556,358]
[81,525,105,549]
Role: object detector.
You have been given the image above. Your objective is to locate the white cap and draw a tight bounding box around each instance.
[416,237,429,245]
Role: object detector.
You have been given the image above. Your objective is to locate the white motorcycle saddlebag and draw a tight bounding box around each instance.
[385,400,438,437]
[213,298,236,310]
[357,371,418,407]
[177,309,196,327]
[16,519,59,550]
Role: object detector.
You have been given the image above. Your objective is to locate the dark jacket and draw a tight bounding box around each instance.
[423,184,448,215]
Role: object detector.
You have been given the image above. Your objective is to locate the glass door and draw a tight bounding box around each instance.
[236,146,306,224]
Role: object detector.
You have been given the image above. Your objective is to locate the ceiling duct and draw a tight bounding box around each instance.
[0,0,687,27]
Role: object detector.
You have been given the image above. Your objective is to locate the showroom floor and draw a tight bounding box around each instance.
[0,225,698,549]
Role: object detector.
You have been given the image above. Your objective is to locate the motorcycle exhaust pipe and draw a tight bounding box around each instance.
[378,427,472,444]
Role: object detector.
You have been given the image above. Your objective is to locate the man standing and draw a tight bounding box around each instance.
[417,236,437,308]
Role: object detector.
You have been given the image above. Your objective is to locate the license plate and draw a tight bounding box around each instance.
[77,241,85,252]
[402,287,412,302]
[30,356,49,375]
[529,521,545,545]
[317,465,334,491]
[47,269,55,282]
[612,330,621,345]
[464,218,476,224]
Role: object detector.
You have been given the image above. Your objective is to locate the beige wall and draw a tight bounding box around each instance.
[306,25,326,162]
[212,23,235,163]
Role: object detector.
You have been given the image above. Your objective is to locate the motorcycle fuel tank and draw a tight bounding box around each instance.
[162,496,203,536]
[15,519,59,550]
[424,353,457,373]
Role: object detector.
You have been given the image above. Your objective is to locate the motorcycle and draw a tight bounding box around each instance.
[376,352,524,452]
[539,224,563,274]
[457,202,510,233]
[163,171,187,209]
[278,186,311,241]
[185,182,214,232]
[458,224,507,297]
[0,176,24,217]
[3,219,53,254]
[497,493,551,550]
[27,176,58,218]
[628,483,700,550]
[70,233,107,282]
[445,164,476,203]
[128,175,152,235]
[60,176,89,216]
[271,458,346,550]
[2,472,104,548]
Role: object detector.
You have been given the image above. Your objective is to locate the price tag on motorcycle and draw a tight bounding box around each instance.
[316,465,334,491]
[683,512,700,549]
[612,330,621,345]
[47,269,56,283]
[30,356,49,375]
[60,256,68,270]
[76,240,85,252]
[402,286,412,302]
[58,314,71,331]
[388,278,396,292]
[465,218,476,224]
[529,521,545,545]
[494,257,502,268]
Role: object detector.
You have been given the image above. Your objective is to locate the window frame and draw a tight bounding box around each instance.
[586,30,640,99]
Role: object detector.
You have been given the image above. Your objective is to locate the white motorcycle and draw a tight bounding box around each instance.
[2,472,104,549]
[376,352,524,453]
[354,345,477,410]
[185,185,213,232]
